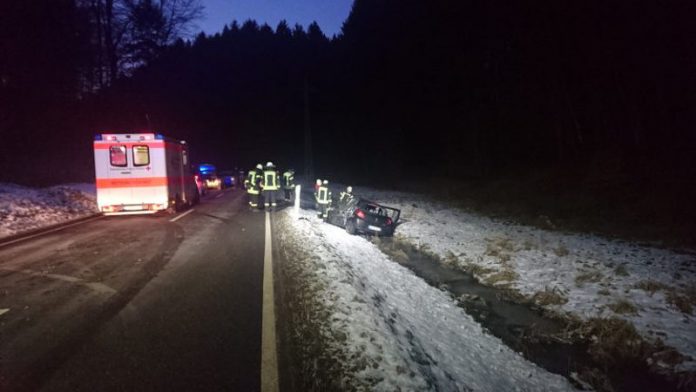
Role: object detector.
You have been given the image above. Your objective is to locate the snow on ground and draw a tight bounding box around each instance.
[355,187,696,371]
[276,208,576,391]
[0,183,97,238]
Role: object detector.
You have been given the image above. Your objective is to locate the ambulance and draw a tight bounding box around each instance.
[93,133,199,215]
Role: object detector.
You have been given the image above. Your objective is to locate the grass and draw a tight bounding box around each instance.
[572,317,648,365]
[575,269,603,286]
[607,299,639,315]
[483,269,518,286]
[554,244,570,257]
[665,290,694,315]
[614,264,629,277]
[532,287,568,306]
[634,279,669,296]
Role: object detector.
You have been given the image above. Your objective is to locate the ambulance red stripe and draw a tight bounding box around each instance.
[96,177,169,188]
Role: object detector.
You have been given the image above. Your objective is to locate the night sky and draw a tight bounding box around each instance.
[199,0,354,37]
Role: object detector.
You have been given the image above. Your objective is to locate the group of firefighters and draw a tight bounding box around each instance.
[243,162,295,210]
[242,162,354,219]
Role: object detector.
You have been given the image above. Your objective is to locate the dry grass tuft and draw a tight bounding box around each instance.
[634,279,669,296]
[532,287,568,306]
[575,269,603,286]
[484,269,518,286]
[575,317,649,365]
[607,299,638,315]
[554,245,570,257]
[666,291,694,315]
[614,264,629,277]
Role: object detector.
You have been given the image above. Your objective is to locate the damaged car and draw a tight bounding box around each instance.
[326,196,400,236]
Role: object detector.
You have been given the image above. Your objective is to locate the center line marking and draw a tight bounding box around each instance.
[261,211,279,392]
[215,193,224,199]
[169,209,194,222]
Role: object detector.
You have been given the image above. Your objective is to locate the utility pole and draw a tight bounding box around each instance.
[303,77,314,180]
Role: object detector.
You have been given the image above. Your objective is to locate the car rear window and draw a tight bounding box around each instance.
[133,145,150,166]
[110,145,127,167]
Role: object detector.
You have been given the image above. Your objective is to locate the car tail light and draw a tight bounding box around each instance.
[386,217,393,225]
[355,209,366,219]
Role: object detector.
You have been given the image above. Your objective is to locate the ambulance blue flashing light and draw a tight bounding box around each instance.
[155,134,164,140]
[94,134,103,141]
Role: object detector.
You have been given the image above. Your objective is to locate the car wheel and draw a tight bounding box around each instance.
[345,219,357,235]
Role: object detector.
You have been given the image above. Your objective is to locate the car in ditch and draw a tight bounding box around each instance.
[326,197,400,236]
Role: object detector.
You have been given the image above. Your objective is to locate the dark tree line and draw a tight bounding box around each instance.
[1,0,695,189]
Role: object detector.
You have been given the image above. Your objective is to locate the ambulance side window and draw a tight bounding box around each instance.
[110,145,127,167]
[133,145,150,166]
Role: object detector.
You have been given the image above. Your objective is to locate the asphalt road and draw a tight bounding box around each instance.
[0,188,272,391]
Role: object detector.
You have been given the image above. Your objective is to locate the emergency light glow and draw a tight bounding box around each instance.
[356,209,366,219]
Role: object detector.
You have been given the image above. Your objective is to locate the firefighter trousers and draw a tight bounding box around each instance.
[264,189,278,208]
[248,192,259,208]
[284,188,293,201]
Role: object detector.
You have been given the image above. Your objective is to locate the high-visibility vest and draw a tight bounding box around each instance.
[282,172,294,189]
[246,171,259,194]
[317,186,330,204]
[263,170,279,190]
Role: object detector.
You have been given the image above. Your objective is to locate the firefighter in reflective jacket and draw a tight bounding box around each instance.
[316,180,332,219]
[262,162,280,209]
[282,169,295,202]
[245,163,263,208]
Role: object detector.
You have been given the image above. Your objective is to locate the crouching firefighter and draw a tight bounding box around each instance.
[245,163,263,209]
[282,169,295,202]
[316,180,332,220]
[262,162,280,210]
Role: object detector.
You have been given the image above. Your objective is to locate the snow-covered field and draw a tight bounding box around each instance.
[356,187,696,372]
[276,208,576,391]
[0,183,97,238]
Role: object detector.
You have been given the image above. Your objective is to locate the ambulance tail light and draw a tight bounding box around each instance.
[355,209,366,219]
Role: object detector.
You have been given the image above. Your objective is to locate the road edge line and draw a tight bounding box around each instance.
[261,211,279,392]
[169,209,195,222]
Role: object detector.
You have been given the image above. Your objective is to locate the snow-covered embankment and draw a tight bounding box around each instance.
[276,208,576,391]
[0,183,97,238]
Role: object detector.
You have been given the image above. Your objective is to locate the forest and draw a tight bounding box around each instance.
[1,0,695,241]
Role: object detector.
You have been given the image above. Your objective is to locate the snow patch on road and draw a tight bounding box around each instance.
[277,208,576,391]
[0,183,97,238]
[357,188,696,371]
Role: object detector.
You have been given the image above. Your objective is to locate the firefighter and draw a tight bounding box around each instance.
[282,169,295,202]
[262,162,280,209]
[245,164,263,209]
[339,186,353,203]
[316,179,332,220]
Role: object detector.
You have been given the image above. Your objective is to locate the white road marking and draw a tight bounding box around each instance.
[215,193,224,199]
[169,209,195,222]
[0,308,9,317]
[0,215,103,249]
[0,268,117,295]
[261,211,279,392]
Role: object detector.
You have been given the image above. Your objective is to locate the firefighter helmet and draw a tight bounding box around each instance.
[266,161,274,168]
[256,163,263,170]
[346,186,352,194]
[323,180,328,185]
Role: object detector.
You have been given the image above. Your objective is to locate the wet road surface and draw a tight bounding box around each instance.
[0,188,269,391]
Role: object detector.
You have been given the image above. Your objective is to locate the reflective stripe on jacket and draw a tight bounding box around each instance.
[317,186,331,204]
[282,172,294,189]
[246,171,259,194]
[263,170,279,190]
